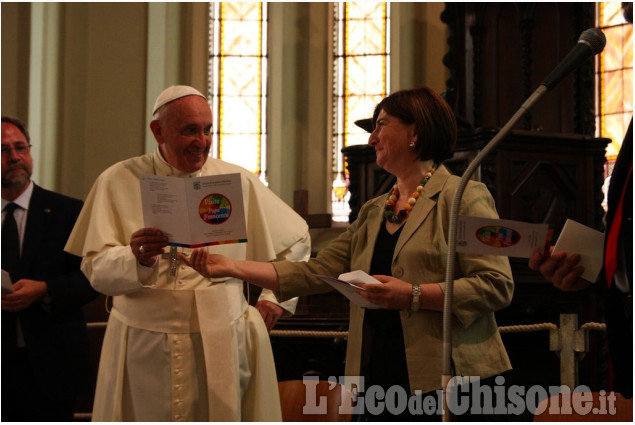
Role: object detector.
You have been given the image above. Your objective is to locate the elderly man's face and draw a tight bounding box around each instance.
[152,96,212,173]
[1,122,33,192]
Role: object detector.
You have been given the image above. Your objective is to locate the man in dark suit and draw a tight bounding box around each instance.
[529,119,632,399]
[1,115,100,421]
[602,118,632,398]
[530,4,633,400]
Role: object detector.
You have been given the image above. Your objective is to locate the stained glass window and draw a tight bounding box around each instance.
[332,2,390,221]
[597,2,632,162]
[209,2,268,182]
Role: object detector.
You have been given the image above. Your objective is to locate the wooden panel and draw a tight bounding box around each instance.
[441,3,597,134]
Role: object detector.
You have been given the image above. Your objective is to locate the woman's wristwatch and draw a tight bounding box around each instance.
[411,284,421,312]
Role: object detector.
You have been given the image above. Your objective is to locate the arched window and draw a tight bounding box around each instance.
[208,2,390,220]
[208,2,268,184]
[331,2,390,222]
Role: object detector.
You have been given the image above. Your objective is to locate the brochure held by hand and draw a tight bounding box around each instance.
[140,173,248,248]
[315,270,383,309]
[552,219,605,282]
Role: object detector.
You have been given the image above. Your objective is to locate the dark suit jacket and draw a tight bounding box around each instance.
[1,184,99,401]
[602,119,633,398]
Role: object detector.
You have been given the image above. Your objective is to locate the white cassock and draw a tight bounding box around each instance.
[65,148,310,421]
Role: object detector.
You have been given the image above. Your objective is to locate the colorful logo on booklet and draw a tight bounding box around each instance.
[475,225,521,248]
[199,193,232,225]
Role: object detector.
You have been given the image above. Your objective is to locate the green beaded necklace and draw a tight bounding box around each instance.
[383,164,437,224]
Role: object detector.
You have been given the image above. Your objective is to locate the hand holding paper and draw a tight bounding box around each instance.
[315,271,383,309]
[552,219,604,283]
[529,250,591,292]
[140,173,248,248]
[2,269,13,293]
[528,219,605,291]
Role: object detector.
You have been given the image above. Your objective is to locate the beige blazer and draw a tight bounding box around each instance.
[275,165,514,394]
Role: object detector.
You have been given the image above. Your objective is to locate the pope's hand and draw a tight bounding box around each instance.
[255,300,284,332]
[130,227,168,267]
[179,248,233,278]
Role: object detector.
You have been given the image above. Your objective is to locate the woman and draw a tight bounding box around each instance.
[183,87,514,420]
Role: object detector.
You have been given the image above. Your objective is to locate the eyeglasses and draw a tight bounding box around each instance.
[1,144,32,156]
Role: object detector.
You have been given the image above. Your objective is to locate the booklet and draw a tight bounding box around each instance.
[552,219,605,282]
[315,270,383,309]
[140,173,248,248]
[455,215,552,258]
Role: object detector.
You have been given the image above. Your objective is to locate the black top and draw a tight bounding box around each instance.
[362,223,410,393]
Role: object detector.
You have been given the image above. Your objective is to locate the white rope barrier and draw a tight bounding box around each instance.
[86,320,605,337]
[270,329,349,339]
[498,322,558,333]
[580,321,607,331]
[78,317,608,421]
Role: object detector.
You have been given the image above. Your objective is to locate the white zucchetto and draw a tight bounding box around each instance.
[152,85,207,115]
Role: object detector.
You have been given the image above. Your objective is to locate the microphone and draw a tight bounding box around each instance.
[541,28,606,90]
[440,27,606,422]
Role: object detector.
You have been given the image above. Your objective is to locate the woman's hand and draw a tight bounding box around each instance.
[180,250,280,290]
[355,275,412,310]
[179,248,234,278]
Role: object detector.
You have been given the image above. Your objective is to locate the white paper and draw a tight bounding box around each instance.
[140,173,247,247]
[456,215,551,258]
[1,269,13,292]
[338,270,383,286]
[315,270,383,309]
[553,219,605,282]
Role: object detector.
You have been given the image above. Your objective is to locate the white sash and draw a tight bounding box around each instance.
[111,284,242,421]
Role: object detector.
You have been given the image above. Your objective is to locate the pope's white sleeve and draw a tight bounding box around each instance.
[257,232,311,315]
[81,246,159,295]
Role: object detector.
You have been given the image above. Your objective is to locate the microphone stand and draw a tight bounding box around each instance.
[441,85,548,422]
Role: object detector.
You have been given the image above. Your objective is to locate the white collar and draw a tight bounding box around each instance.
[2,181,34,211]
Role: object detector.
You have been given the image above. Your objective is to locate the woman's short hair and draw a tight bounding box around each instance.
[372,87,457,163]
